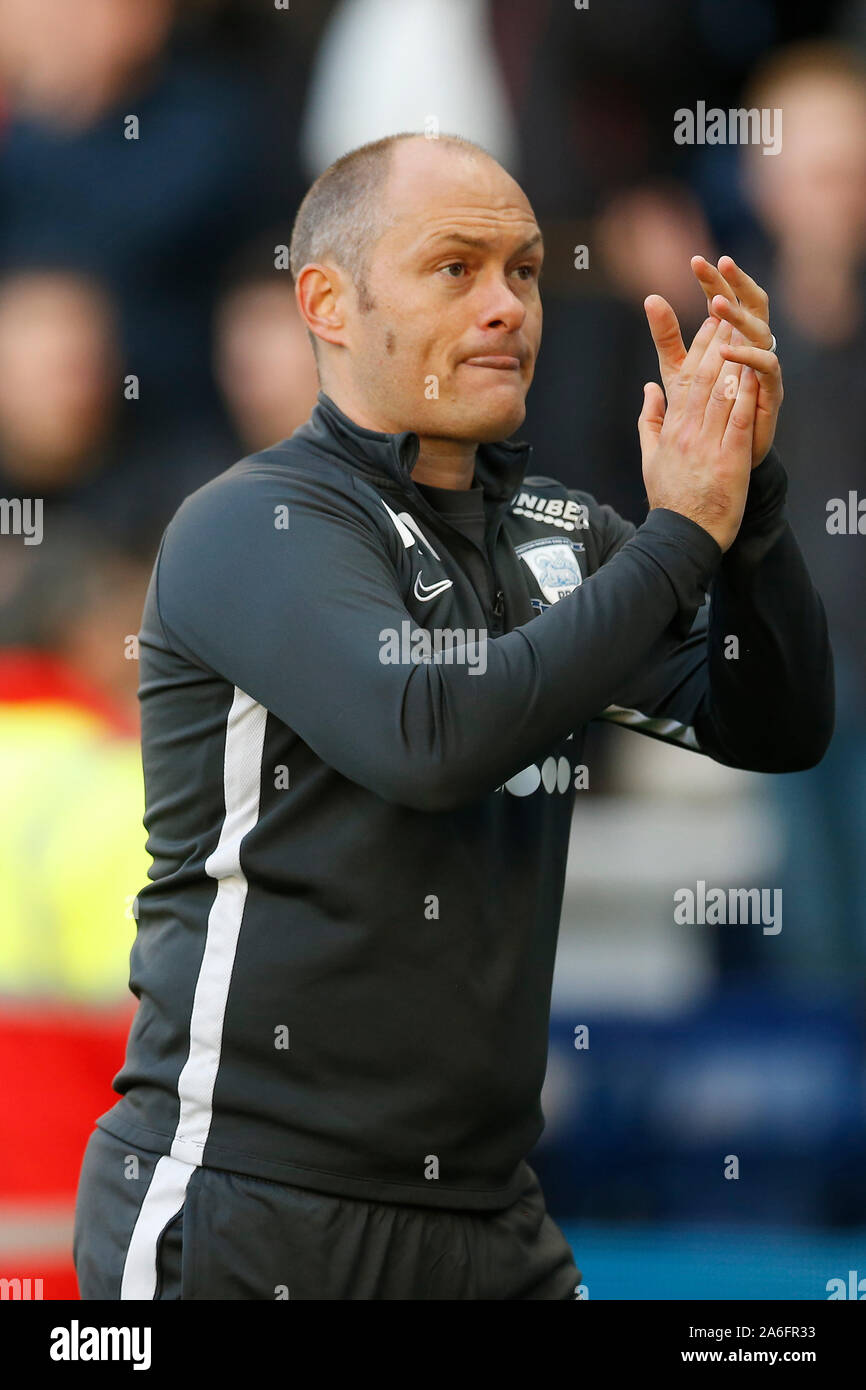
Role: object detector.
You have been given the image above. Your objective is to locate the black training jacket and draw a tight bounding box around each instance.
[97,390,834,1209]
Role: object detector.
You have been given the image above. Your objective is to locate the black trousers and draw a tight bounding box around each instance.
[73,1125,583,1300]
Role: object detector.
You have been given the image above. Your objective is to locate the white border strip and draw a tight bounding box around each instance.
[171,687,267,1162]
[120,1155,195,1299]
[600,702,700,750]
[122,686,266,1299]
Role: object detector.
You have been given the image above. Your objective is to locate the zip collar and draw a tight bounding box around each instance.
[298,390,534,510]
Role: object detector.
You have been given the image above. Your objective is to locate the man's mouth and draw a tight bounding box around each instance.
[462,355,522,370]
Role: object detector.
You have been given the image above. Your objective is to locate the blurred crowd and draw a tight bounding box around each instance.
[0,1,863,1010]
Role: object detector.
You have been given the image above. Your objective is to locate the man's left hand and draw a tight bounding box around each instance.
[644,255,783,469]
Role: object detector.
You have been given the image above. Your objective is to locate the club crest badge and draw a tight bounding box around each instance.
[515,537,585,605]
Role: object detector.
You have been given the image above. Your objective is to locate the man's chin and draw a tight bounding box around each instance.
[454,383,528,442]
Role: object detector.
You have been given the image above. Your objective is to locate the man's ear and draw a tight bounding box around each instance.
[294,262,349,353]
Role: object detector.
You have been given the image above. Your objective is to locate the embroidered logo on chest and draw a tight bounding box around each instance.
[515,537,585,608]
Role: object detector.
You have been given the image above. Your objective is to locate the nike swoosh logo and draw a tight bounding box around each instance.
[413,572,453,602]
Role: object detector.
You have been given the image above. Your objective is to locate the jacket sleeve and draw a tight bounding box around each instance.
[152,466,723,812]
[593,447,835,772]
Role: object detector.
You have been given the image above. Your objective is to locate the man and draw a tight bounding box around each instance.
[73,132,833,1300]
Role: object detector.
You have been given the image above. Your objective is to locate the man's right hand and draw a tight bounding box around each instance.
[637,309,758,553]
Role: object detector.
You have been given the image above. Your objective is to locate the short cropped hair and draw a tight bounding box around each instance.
[289,131,494,367]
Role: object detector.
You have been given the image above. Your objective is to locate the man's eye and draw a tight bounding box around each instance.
[439,261,541,281]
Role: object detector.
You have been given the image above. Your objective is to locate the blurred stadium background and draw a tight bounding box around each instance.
[0,0,864,1300]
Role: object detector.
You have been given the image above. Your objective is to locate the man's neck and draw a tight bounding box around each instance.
[411,439,477,491]
[322,385,477,490]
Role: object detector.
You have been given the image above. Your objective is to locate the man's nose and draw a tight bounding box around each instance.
[476,274,527,333]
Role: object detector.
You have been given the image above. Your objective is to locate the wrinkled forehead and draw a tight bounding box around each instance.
[379,141,540,253]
